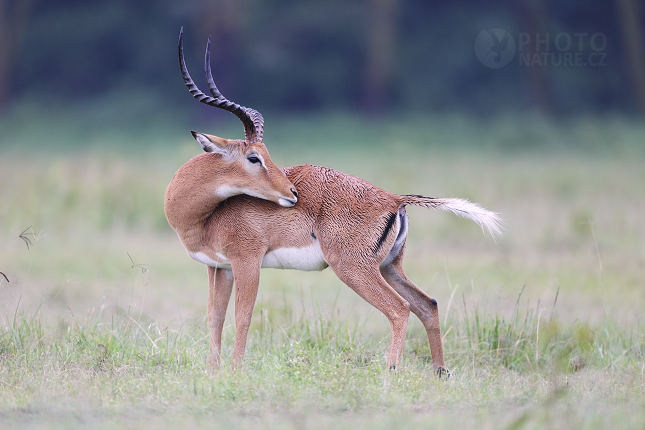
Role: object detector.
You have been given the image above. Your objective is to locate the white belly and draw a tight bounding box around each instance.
[189,242,328,272]
[261,242,328,271]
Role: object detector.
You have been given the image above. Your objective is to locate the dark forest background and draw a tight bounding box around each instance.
[0,0,644,138]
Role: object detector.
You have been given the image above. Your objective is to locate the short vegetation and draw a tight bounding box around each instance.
[1,115,645,429]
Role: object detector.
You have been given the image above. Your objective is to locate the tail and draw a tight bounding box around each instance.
[400,195,503,239]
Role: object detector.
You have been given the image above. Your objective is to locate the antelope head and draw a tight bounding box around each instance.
[178,28,298,208]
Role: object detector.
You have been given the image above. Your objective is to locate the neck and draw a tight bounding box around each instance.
[164,154,229,252]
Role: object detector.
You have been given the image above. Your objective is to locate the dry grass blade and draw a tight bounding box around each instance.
[129,317,159,350]
[0,271,8,283]
[127,252,149,273]
[19,225,34,250]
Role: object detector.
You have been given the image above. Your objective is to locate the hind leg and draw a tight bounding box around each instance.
[331,263,410,369]
[380,246,448,375]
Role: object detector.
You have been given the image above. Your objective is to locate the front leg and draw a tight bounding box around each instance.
[230,258,262,370]
[208,266,234,370]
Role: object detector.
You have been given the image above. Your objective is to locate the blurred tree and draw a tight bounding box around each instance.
[195,1,246,92]
[510,0,552,115]
[182,1,247,123]
[0,0,33,109]
[0,0,641,117]
[362,0,402,113]
[616,0,645,113]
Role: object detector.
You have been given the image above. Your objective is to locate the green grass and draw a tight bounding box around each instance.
[1,302,644,429]
[1,112,645,428]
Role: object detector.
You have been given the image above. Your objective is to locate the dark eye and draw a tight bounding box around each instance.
[247,156,261,164]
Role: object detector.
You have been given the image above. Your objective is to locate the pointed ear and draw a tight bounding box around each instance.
[191,131,231,155]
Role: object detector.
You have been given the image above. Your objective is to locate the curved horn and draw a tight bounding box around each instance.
[178,27,264,143]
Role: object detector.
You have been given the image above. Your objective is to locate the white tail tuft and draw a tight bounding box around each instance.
[436,198,504,239]
[402,195,503,239]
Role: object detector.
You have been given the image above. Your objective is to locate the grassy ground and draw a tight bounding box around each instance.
[1,113,645,429]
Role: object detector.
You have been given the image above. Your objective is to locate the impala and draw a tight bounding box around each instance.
[165,29,502,375]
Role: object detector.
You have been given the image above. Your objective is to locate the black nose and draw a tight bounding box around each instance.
[291,188,298,198]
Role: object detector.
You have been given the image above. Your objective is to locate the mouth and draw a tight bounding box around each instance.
[278,197,297,207]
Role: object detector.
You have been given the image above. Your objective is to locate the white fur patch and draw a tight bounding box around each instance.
[278,197,297,207]
[380,210,405,268]
[189,244,327,272]
[261,242,328,271]
[189,251,231,268]
[215,185,296,207]
[216,185,265,200]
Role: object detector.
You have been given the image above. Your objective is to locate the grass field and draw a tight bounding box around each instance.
[1,113,644,429]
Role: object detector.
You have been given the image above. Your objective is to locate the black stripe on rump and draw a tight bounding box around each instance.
[373,211,397,254]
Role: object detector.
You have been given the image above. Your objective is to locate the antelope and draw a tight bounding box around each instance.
[165,29,502,375]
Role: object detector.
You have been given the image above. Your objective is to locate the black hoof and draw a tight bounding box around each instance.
[436,367,450,378]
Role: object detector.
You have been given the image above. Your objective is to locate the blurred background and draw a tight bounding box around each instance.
[1,0,644,132]
[0,0,644,329]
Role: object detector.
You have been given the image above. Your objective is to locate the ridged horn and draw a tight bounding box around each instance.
[178,27,264,144]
